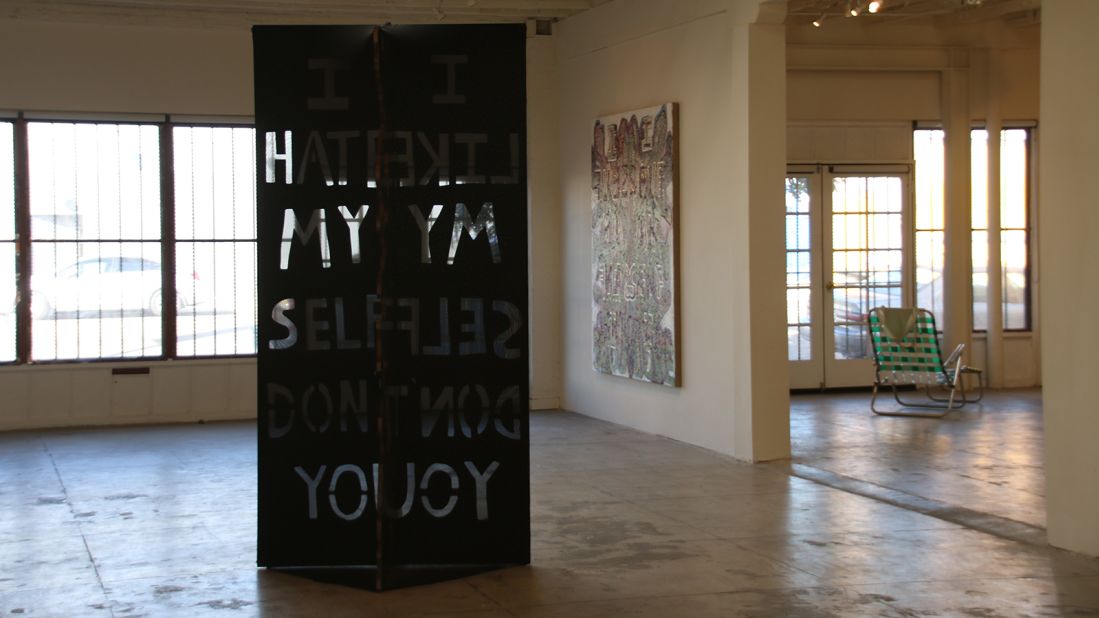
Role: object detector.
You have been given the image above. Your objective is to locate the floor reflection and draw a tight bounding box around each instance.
[792,388,1047,528]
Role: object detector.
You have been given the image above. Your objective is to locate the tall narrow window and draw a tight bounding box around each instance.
[971,129,989,331]
[999,129,1031,330]
[173,125,257,356]
[785,176,812,361]
[914,129,945,321]
[28,121,162,360]
[972,128,1032,331]
[0,122,15,362]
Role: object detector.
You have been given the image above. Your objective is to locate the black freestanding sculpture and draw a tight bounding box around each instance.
[253,24,529,590]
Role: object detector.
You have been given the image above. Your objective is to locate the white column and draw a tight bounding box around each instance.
[730,0,790,462]
[526,25,563,410]
[941,57,973,362]
[1041,0,1099,558]
[985,67,1004,388]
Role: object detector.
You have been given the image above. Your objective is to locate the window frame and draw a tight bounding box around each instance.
[912,127,946,323]
[171,121,259,359]
[26,118,166,361]
[971,123,1036,333]
[0,117,17,363]
[2,112,258,365]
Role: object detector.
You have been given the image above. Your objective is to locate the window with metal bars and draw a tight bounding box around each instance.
[0,121,14,363]
[1,116,257,364]
[173,125,257,357]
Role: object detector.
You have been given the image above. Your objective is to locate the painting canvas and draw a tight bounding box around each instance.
[591,103,677,387]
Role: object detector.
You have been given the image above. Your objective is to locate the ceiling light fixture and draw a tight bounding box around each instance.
[812,14,825,27]
[868,0,882,13]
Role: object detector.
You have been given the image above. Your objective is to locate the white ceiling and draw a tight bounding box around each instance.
[0,0,605,28]
[787,0,1041,25]
[0,0,1039,29]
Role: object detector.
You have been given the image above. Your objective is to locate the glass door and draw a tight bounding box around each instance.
[786,165,912,389]
[786,169,824,389]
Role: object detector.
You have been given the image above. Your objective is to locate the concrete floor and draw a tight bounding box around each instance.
[2,388,1099,616]
[792,388,1048,531]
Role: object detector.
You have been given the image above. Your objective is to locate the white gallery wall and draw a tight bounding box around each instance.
[1040,0,1099,558]
[0,19,253,116]
[555,0,790,461]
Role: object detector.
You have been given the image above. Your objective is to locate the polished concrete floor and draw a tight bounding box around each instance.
[791,388,1048,531]
[2,389,1099,616]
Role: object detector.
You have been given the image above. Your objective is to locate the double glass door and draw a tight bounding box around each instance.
[786,165,912,389]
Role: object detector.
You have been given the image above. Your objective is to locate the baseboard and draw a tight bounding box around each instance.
[529,397,560,411]
[0,411,255,433]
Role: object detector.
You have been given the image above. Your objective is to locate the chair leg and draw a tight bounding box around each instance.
[871,382,950,418]
[927,370,983,404]
[894,385,958,410]
[963,368,984,403]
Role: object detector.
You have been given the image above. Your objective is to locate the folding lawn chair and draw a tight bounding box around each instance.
[867,306,984,417]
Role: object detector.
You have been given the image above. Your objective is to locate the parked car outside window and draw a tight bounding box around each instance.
[32,256,200,318]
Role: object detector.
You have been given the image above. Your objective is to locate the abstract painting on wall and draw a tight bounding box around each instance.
[591,103,678,387]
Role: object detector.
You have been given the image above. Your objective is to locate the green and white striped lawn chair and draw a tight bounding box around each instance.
[867,307,983,417]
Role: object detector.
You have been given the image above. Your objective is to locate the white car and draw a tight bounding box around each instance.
[32,256,194,319]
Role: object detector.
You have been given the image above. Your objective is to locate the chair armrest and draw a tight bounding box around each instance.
[943,343,964,368]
